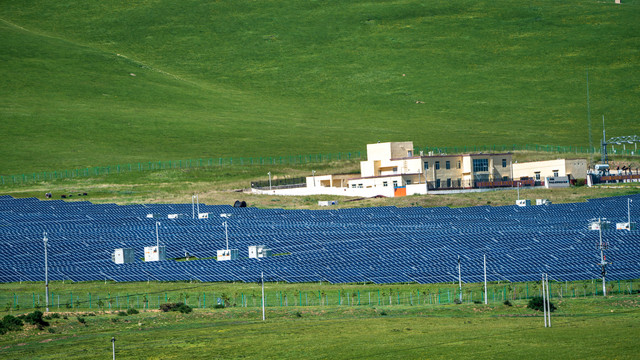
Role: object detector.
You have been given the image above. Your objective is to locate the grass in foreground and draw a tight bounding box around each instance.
[0,295,638,359]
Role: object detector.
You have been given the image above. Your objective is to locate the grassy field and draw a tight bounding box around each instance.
[1,0,639,174]
[0,290,638,359]
[0,149,637,209]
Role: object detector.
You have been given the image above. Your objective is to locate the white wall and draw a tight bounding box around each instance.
[252,186,396,198]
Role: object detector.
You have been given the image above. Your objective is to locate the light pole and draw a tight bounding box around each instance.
[598,218,608,296]
[268,172,272,190]
[43,232,49,312]
[261,271,265,321]
[517,182,520,200]
[628,198,633,229]
[483,254,487,305]
[457,255,462,303]
[223,221,229,250]
[155,221,160,248]
[542,273,547,327]
[312,170,316,187]
[111,337,116,360]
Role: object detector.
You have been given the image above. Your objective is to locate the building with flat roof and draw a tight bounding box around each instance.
[306,141,513,196]
[512,158,587,182]
[253,141,581,198]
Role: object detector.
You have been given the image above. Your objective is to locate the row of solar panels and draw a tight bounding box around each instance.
[0,194,638,284]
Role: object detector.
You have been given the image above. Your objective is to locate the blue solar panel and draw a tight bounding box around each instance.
[0,194,638,284]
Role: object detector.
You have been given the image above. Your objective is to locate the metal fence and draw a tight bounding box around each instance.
[2,143,637,187]
[251,177,307,189]
[2,280,637,312]
[0,151,363,187]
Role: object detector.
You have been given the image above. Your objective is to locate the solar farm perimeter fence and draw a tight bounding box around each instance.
[4,279,638,312]
[3,143,636,186]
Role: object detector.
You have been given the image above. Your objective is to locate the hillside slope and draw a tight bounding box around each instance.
[1,0,639,174]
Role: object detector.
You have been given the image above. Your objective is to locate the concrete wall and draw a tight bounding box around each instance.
[252,185,395,198]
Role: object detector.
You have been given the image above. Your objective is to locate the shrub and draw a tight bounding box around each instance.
[22,311,49,327]
[126,308,139,315]
[503,300,512,307]
[76,316,86,324]
[117,311,128,317]
[295,311,302,318]
[454,298,462,305]
[111,318,119,323]
[380,310,387,316]
[527,296,556,312]
[213,304,225,309]
[50,313,61,319]
[1,315,23,332]
[473,300,482,304]
[159,303,192,314]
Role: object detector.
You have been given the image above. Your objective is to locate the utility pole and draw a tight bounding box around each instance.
[43,232,49,312]
[312,170,316,187]
[155,222,160,248]
[587,69,593,159]
[457,255,462,303]
[628,199,633,229]
[223,221,229,250]
[261,271,265,321]
[598,218,609,296]
[483,254,488,305]
[542,273,547,328]
[111,337,116,360]
[268,172,272,190]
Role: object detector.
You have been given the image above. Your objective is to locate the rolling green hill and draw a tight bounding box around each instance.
[1,0,639,174]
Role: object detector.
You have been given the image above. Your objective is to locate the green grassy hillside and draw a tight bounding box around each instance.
[1,0,639,174]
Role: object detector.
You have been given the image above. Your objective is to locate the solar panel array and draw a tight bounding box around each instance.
[0,194,638,284]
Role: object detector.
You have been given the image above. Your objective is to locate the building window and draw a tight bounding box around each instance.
[553,170,559,177]
[503,176,509,181]
[472,159,489,172]
[358,184,363,188]
[457,161,461,169]
[535,172,541,181]
[457,178,461,187]
[446,178,451,187]
[383,181,388,187]
[424,162,429,170]
[406,179,412,185]
[436,179,441,188]
[446,161,450,170]
[435,161,440,170]
[351,184,356,188]
[393,180,398,188]
[407,150,413,157]
[393,167,398,173]
[502,159,507,168]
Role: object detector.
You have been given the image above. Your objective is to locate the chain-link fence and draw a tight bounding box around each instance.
[0,151,363,187]
[2,143,638,187]
[3,279,636,312]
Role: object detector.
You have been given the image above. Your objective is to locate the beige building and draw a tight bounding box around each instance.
[307,141,513,194]
[512,159,587,181]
